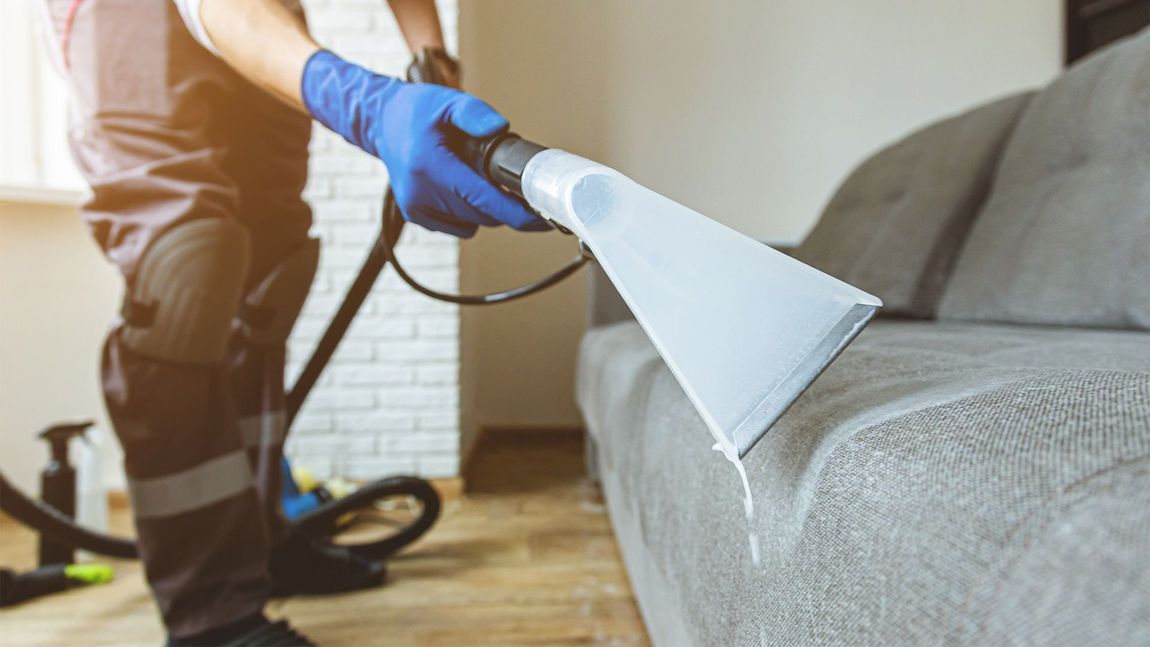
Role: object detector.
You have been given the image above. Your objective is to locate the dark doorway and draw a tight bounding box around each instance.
[1065,0,1150,65]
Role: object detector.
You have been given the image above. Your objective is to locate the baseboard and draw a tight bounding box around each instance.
[460,426,585,487]
[460,427,486,486]
[429,477,464,504]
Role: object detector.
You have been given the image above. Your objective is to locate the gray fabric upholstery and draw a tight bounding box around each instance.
[939,29,1150,330]
[586,263,634,328]
[791,93,1033,318]
[577,320,1150,646]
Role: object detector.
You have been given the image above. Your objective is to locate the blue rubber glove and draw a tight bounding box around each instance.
[301,49,549,238]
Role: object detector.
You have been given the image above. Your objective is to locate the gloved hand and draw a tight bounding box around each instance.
[301,50,549,238]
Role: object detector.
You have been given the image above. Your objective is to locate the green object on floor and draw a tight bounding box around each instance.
[64,563,114,585]
[0,563,114,607]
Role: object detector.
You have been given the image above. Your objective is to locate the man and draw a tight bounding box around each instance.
[42,0,544,643]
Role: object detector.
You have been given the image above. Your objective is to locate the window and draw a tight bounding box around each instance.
[0,0,84,196]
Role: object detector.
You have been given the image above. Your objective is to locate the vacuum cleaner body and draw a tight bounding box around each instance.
[464,136,882,458]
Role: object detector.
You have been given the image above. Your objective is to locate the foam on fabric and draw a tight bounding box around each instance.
[713,441,760,566]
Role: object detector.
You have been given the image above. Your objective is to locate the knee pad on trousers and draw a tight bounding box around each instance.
[120,219,251,363]
[240,238,319,345]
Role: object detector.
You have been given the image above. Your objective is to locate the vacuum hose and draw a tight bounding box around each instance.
[379,52,589,306]
[0,470,439,562]
[290,476,440,561]
[0,472,137,559]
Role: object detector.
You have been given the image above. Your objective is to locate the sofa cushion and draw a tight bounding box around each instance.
[940,29,1150,329]
[577,320,1150,645]
[791,93,1032,318]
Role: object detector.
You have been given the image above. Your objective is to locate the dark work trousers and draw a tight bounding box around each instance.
[41,0,313,637]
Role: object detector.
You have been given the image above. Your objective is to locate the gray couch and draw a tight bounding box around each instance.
[576,30,1150,646]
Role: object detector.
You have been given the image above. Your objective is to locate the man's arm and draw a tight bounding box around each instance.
[185,0,545,237]
[386,0,459,88]
[386,0,444,53]
[199,0,318,108]
[198,0,456,103]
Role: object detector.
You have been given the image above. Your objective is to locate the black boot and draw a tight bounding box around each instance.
[269,532,386,597]
[169,613,315,646]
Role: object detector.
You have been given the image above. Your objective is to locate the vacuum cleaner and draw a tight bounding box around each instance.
[2,42,883,568]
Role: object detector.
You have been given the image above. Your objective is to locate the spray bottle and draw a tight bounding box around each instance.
[37,421,92,566]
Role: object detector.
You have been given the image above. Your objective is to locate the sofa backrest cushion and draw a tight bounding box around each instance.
[939,29,1150,330]
[791,92,1033,318]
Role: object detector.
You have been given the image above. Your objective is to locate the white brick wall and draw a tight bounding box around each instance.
[286,0,461,481]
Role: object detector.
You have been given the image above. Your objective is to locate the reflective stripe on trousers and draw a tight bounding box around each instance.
[129,451,254,519]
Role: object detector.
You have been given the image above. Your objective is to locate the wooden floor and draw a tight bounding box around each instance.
[0,430,649,646]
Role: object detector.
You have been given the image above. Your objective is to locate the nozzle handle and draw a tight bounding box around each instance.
[405,50,547,197]
[406,47,455,86]
[458,133,546,200]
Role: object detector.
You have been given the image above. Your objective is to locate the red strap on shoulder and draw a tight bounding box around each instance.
[61,0,84,70]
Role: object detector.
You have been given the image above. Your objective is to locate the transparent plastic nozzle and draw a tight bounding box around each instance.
[522,150,881,457]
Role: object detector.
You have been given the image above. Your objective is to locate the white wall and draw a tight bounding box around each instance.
[287,0,464,480]
[0,200,123,494]
[458,0,1062,448]
[591,0,1063,242]
[0,0,84,190]
[459,1,613,458]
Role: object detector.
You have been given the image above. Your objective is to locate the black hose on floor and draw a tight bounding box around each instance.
[0,470,439,562]
[290,476,441,561]
[0,472,138,559]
